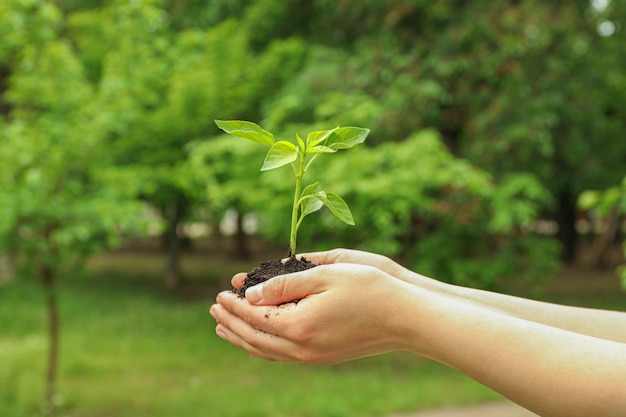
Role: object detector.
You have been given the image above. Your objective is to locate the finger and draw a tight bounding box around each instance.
[298,249,407,283]
[244,267,328,306]
[215,323,296,362]
[294,248,346,265]
[231,272,247,289]
[211,303,297,361]
[215,290,297,336]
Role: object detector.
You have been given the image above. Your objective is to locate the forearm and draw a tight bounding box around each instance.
[399,288,626,417]
[400,269,626,344]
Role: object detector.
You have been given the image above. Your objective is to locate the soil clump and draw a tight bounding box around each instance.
[234,256,317,298]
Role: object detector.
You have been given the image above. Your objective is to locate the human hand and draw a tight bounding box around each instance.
[211,263,417,364]
[230,248,420,290]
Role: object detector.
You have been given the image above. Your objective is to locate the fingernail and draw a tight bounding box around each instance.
[209,304,221,319]
[216,325,229,340]
[245,285,263,304]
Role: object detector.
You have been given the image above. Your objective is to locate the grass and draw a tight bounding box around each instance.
[1,246,624,417]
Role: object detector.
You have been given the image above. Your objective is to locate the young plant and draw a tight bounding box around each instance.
[215,120,369,255]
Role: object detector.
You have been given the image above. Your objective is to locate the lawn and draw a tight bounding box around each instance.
[0,247,623,417]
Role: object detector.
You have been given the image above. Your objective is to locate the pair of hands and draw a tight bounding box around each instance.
[214,249,626,416]
[209,249,421,364]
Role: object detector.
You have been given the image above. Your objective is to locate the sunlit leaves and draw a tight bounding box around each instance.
[0,0,149,271]
[578,176,626,288]
[215,119,368,252]
[261,141,298,171]
[314,192,354,225]
[324,127,370,150]
[296,133,306,152]
[215,120,275,146]
[307,126,370,153]
[299,182,324,218]
[306,129,334,149]
[578,184,626,216]
[298,183,353,225]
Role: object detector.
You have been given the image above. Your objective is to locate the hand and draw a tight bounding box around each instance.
[230,248,420,289]
[211,263,417,364]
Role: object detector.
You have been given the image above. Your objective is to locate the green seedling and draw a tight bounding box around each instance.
[215,120,369,255]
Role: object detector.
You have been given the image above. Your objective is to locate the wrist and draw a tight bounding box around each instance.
[401,267,449,294]
[388,283,444,356]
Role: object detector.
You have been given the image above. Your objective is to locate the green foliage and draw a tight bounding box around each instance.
[216,120,369,254]
[0,1,147,273]
[578,178,626,217]
[0,0,62,61]
[66,2,307,245]
[3,0,625,290]
[488,174,553,233]
[578,176,626,288]
[187,134,268,230]
[249,0,626,266]
[254,129,558,289]
[0,2,153,408]
[260,45,384,136]
[313,130,558,288]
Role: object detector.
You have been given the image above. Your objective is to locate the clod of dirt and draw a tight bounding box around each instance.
[234,255,317,298]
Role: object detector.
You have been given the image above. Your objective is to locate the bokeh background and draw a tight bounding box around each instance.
[1,1,625,416]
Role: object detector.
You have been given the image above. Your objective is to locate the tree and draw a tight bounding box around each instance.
[0,0,147,409]
[35,0,626,290]
[415,1,626,261]
[578,176,626,282]
[188,135,269,257]
[246,127,558,289]
[239,0,626,268]
[65,1,307,286]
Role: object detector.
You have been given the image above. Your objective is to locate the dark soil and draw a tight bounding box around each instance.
[234,255,317,298]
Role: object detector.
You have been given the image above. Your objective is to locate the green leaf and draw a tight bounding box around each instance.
[306,129,335,148]
[261,141,298,171]
[577,190,600,210]
[215,120,274,146]
[300,182,324,217]
[307,126,369,152]
[317,192,355,225]
[324,127,370,150]
[310,145,337,154]
[296,133,306,152]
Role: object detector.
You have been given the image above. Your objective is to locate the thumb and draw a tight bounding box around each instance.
[245,268,325,305]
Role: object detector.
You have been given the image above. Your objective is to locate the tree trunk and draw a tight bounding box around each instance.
[588,206,620,267]
[0,63,11,117]
[0,253,14,286]
[233,211,251,259]
[556,186,577,263]
[165,197,187,288]
[41,264,59,413]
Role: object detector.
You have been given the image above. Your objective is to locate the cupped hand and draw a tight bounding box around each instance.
[230,248,421,289]
[211,263,417,364]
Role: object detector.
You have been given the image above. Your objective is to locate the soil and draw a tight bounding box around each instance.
[234,255,317,298]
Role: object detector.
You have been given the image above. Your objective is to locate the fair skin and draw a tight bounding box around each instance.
[210,248,626,417]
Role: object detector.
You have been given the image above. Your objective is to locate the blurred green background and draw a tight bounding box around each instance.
[1,0,625,416]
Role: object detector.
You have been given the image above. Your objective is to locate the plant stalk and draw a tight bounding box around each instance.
[289,153,306,256]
